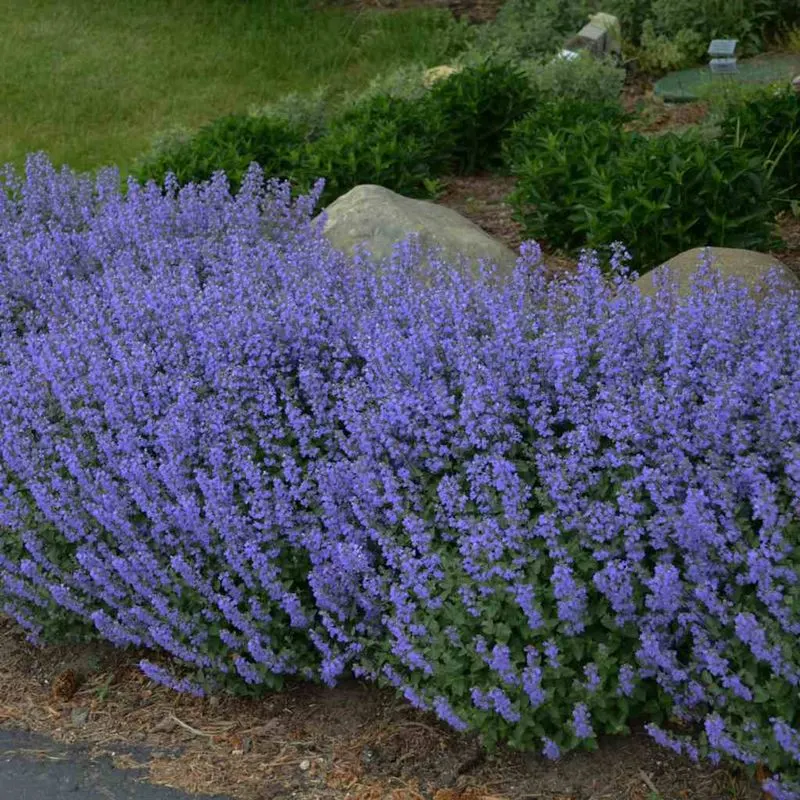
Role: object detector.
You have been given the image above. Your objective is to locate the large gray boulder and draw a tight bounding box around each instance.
[316,184,519,280]
[634,247,799,299]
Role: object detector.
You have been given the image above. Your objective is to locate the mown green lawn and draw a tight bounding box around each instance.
[0,0,472,177]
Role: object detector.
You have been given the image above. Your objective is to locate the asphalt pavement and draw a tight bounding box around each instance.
[0,728,231,800]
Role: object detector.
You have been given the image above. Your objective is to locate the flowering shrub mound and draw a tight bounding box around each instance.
[2,154,800,797]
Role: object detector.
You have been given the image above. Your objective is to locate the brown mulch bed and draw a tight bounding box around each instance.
[626,99,710,134]
[0,615,764,800]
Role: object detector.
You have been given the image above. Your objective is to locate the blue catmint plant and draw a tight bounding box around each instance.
[2,153,800,798]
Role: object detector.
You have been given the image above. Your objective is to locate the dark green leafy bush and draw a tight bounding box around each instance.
[502,97,629,158]
[719,85,800,198]
[649,0,799,55]
[600,0,653,43]
[293,58,540,201]
[579,129,778,264]
[132,59,541,205]
[505,105,778,268]
[502,101,630,247]
[422,58,540,174]
[132,114,311,196]
[635,21,706,72]
[290,92,457,206]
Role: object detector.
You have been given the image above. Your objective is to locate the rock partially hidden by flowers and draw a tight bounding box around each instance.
[316,183,518,280]
[634,246,799,299]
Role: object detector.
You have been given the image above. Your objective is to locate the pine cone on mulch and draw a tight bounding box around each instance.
[50,669,81,701]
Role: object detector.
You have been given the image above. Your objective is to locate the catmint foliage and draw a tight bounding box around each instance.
[2,153,800,798]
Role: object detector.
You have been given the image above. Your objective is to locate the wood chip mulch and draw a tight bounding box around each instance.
[0,614,765,800]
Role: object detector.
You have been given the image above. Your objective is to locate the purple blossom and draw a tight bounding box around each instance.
[521,647,546,708]
[483,642,520,687]
[543,640,560,669]
[433,696,469,732]
[542,738,561,760]
[583,663,601,694]
[572,703,594,739]
[139,660,206,697]
[487,687,521,723]
[617,664,636,697]
[552,563,587,634]
[773,719,800,761]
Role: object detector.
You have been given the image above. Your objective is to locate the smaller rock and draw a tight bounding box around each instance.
[634,247,799,300]
[793,74,800,94]
[564,12,622,60]
[70,707,89,727]
[152,715,177,733]
[299,759,311,772]
[422,64,463,89]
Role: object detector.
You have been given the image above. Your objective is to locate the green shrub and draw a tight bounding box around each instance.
[649,0,798,55]
[600,0,653,43]
[295,59,539,200]
[783,24,800,52]
[132,58,544,205]
[290,92,457,207]
[582,129,778,264]
[451,47,625,107]
[422,57,540,174]
[519,52,626,104]
[470,0,593,60]
[334,61,434,111]
[502,99,628,203]
[505,108,778,268]
[719,85,800,198]
[504,108,630,249]
[248,86,335,141]
[635,20,706,73]
[132,114,311,195]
